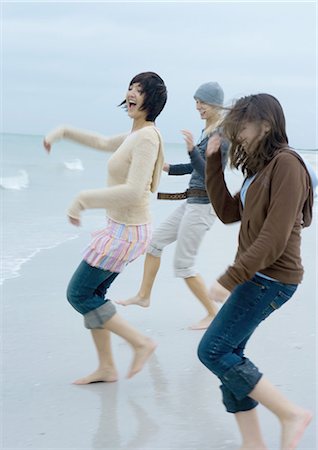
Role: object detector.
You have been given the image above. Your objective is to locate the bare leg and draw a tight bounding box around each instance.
[116,253,160,307]
[235,409,268,449]
[249,377,312,449]
[185,274,219,330]
[73,329,118,385]
[105,313,157,378]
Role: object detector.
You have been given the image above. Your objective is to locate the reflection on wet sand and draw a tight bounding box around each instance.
[87,346,237,450]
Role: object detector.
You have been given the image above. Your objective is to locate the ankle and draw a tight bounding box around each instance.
[279,406,303,423]
[98,363,116,371]
[281,406,311,425]
[241,439,267,449]
[138,290,150,300]
[136,336,154,349]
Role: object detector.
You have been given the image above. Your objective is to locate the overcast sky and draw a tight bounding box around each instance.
[2,1,317,148]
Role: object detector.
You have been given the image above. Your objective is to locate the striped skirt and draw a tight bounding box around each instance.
[83,218,152,273]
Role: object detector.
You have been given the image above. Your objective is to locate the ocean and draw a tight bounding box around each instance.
[1,133,317,286]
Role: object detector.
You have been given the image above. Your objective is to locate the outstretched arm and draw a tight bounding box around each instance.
[43,125,127,153]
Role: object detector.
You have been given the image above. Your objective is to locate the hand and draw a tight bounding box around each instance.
[68,216,81,227]
[206,134,221,157]
[181,129,195,153]
[209,280,230,304]
[163,162,170,173]
[43,139,51,153]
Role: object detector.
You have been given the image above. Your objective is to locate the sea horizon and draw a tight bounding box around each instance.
[1,131,318,152]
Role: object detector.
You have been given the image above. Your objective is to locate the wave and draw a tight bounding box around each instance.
[0,234,79,286]
[0,169,29,190]
[63,158,84,171]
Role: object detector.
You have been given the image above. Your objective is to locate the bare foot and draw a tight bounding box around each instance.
[115,294,150,308]
[126,339,157,378]
[189,314,215,330]
[281,409,312,449]
[72,367,118,385]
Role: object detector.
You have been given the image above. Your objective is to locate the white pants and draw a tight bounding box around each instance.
[148,202,216,278]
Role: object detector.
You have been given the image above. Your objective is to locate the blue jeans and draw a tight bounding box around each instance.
[197,274,297,413]
[67,260,119,329]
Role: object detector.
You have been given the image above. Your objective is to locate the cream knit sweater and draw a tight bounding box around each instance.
[45,125,164,225]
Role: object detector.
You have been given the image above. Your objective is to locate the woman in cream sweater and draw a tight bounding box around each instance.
[43,72,167,383]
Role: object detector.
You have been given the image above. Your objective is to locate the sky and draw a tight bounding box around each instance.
[1,1,317,148]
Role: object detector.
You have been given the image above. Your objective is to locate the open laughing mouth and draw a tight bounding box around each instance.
[128,101,137,109]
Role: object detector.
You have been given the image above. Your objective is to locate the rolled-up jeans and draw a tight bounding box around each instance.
[67,260,119,329]
[197,274,297,413]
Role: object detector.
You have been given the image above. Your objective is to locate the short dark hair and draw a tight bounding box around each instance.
[119,71,167,121]
[222,93,289,176]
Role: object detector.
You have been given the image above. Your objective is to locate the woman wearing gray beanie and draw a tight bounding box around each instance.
[117,82,229,330]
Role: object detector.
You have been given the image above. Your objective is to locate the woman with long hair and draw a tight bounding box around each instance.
[198,94,313,449]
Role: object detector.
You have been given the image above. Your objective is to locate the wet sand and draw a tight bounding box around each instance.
[2,213,317,449]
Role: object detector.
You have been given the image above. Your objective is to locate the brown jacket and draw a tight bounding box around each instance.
[206,148,313,291]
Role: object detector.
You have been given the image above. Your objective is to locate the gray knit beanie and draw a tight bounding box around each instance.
[194,82,224,106]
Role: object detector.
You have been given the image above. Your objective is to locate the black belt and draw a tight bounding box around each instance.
[157,188,208,200]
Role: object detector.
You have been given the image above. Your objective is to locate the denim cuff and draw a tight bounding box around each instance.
[220,385,259,413]
[84,300,116,329]
[220,358,263,401]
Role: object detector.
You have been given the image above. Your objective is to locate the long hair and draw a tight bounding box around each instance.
[203,106,225,137]
[222,94,288,176]
[119,72,167,121]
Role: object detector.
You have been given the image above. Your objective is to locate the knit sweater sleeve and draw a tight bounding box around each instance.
[206,150,241,223]
[218,153,309,290]
[67,129,160,219]
[168,163,193,176]
[45,125,127,152]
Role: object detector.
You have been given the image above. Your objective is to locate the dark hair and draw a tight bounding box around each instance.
[119,72,167,121]
[222,93,288,176]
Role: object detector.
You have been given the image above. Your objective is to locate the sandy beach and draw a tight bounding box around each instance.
[2,211,317,450]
